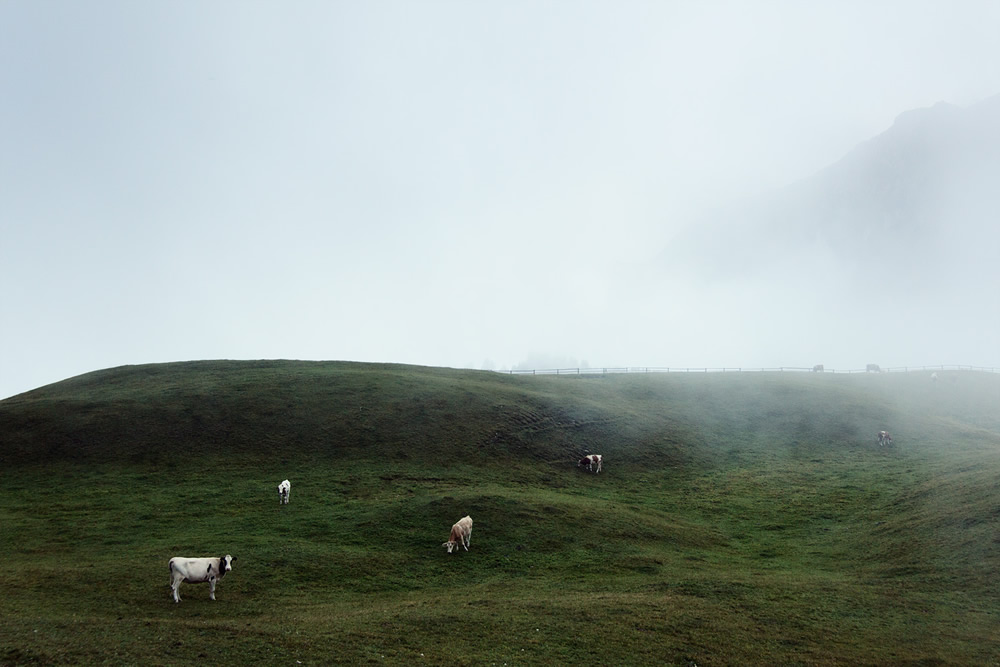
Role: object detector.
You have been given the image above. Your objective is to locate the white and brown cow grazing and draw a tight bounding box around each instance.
[278,479,291,505]
[578,454,603,473]
[877,431,893,446]
[168,555,236,602]
[442,515,473,553]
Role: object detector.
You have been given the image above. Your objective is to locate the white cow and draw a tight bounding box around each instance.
[442,515,473,553]
[278,479,291,505]
[578,454,603,473]
[168,555,236,603]
[877,431,893,446]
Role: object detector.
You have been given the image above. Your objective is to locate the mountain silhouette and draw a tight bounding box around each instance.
[664,94,1000,291]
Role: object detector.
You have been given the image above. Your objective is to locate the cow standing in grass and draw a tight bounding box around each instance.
[877,431,893,446]
[442,515,473,553]
[578,454,603,473]
[278,479,290,505]
[168,555,236,602]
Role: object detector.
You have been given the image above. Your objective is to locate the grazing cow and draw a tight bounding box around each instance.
[578,454,603,473]
[812,364,824,372]
[877,431,893,446]
[866,364,881,373]
[278,479,291,505]
[442,515,473,553]
[168,555,236,603]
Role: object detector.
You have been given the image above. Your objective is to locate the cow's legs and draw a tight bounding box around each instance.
[171,578,182,603]
[208,576,217,600]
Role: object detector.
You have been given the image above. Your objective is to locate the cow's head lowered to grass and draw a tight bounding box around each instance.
[442,515,473,553]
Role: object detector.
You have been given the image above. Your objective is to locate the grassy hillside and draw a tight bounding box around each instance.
[1,362,999,665]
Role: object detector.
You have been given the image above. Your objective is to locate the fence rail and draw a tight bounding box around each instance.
[500,365,999,376]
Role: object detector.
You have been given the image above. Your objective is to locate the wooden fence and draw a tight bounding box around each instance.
[501,364,999,376]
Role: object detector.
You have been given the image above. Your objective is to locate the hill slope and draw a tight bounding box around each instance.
[8,359,997,465]
[2,361,999,665]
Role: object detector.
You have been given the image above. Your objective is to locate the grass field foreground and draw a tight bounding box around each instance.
[1,362,999,664]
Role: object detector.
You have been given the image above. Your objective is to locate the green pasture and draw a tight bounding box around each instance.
[1,362,999,665]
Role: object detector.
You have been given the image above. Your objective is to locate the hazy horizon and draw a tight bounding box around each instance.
[3,1,1000,399]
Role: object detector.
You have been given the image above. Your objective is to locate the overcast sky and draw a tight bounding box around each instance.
[3,1,1000,398]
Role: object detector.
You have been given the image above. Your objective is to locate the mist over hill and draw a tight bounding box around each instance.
[626,95,1000,370]
[666,94,1000,283]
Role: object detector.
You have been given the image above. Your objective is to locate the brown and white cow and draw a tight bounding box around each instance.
[442,515,473,553]
[877,431,893,446]
[578,454,603,473]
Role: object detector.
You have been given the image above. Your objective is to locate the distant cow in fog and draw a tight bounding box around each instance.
[578,454,603,473]
[877,431,893,446]
[866,364,881,373]
[442,515,473,553]
[168,555,236,602]
[278,479,290,505]
[931,372,938,382]
[812,364,824,372]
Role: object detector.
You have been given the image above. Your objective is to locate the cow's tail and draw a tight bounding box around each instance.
[168,559,175,586]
